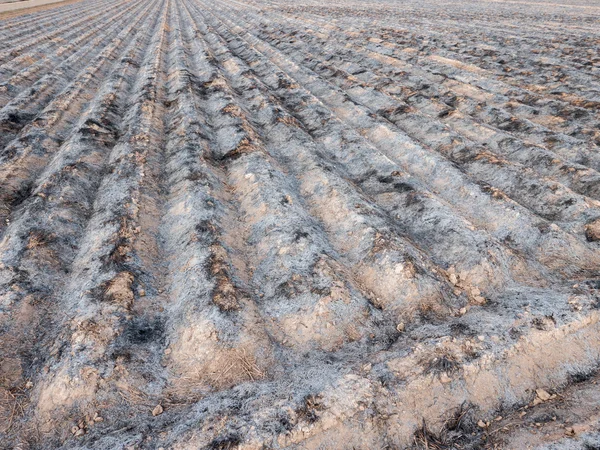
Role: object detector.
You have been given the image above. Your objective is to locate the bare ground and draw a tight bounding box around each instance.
[0,0,600,448]
[0,0,80,16]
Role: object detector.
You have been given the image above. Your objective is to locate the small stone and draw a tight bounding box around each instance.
[94,416,104,422]
[473,295,486,305]
[477,420,488,428]
[449,273,458,285]
[74,429,85,437]
[152,404,163,416]
[164,348,172,355]
[536,388,552,401]
[25,381,33,389]
[71,426,79,435]
[439,372,452,384]
[396,322,405,332]
[138,289,146,297]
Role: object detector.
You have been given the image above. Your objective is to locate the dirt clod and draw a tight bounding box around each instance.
[585,219,600,242]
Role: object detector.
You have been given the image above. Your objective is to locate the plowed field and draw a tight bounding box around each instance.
[1,0,600,448]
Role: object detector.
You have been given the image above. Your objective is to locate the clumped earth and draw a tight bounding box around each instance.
[0,0,600,448]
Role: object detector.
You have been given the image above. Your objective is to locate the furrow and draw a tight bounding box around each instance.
[0,1,164,445]
[0,0,147,134]
[246,20,600,233]
[21,0,170,442]
[277,7,600,142]
[190,1,538,298]
[243,14,600,202]
[0,0,105,38]
[0,0,124,52]
[178,1,380,356]
[196,2,600,280]
[185,1,463,321]
[0,0,155,233]
[1,0,600,448]
[265,10,600,157]
[0,0,127,66]
[154,0,274,402]
[0,0,139,108]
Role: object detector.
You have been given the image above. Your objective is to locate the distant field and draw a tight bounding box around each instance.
[0,0,74,14]
[1,0,600,448]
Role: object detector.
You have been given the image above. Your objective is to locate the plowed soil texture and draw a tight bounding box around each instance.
[1,0,600,448]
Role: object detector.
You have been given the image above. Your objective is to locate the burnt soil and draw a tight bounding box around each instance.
[1,0,600,448]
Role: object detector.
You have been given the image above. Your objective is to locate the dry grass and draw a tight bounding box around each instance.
[1,386,29,434]
[412,403,481,450]
[214,347,264,385]
[168,346,266,402]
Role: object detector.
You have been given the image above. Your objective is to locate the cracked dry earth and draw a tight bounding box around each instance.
[1,0,600,448]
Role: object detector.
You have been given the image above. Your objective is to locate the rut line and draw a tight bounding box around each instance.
[193,0,600,281]
[277,8,600,148]
[240,12,600,233]
[13,0,171,438]
[0,0,146,109]
[0,0,130,65]
[244,9,600,186]
[182,0,460,320]
[0,0,151,155]
[0,0,110,41]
